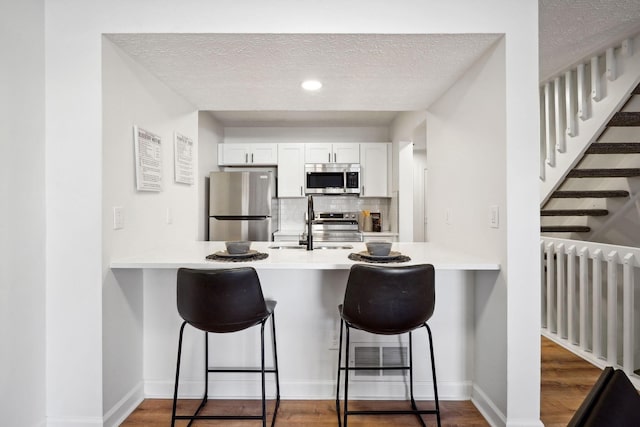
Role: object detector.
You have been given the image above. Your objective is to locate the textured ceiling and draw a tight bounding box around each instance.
[539,0,640,81]
[107,3,640,126]
[107,33,501,126]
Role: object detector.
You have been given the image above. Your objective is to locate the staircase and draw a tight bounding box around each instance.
[540,33,640,245]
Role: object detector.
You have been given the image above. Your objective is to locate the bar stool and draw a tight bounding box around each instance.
[171,267,280,427]
[335,263,441,427]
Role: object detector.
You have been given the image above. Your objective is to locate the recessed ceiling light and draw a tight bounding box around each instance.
[301,80,322,91]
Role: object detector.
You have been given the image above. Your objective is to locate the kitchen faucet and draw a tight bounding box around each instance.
[299,195,314,250]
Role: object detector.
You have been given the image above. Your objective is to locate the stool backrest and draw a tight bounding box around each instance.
[342,264,435,334]
[568,367,640,426]
[177,267,268,333]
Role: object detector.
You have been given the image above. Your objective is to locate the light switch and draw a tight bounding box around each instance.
[166,207,173,224]
[113,207,124,230]
[489,205,499,228]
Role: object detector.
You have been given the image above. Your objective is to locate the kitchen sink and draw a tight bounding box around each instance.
[268,245,353,250]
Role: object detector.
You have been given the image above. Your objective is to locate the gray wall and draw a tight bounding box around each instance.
[0,0,47,426]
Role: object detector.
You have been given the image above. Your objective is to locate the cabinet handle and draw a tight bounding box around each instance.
[334,153,336,162]
[251,153,254,163]
[328,153,331,162]
[245,153,248,163]
[300,186,303,196]
[362,186,365,196]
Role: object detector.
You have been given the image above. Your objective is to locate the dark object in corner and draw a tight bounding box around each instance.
[371,212,381,232]
[568,366,640,427]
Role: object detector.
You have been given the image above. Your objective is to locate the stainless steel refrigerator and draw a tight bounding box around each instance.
[208,171,274,241]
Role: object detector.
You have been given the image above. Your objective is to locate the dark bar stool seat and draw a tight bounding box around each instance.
[335,263,441,427]
[171,267,280,427]
[568,366,640,426]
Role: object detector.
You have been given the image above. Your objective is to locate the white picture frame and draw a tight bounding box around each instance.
[133,126,163,192]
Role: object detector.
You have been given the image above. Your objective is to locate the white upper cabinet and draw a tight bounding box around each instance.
[277,143,305,197]
[360,143,391,197]
[218,143,278,166]
[304,143,360,164]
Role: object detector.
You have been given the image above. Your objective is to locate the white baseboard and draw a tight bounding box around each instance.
[144,378,472,400]
[46,416,103,427]
[471,384,506,427]
[103,382,144,427]
[505,419,545,427]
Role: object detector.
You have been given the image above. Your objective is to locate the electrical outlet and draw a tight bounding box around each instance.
[113,207,124,230]
[489,205,499,228]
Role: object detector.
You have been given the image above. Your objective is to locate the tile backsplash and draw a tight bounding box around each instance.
[278,196,392,232]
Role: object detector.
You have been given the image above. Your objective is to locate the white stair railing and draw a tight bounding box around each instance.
[540,33,640,204]
[541,237,639,386]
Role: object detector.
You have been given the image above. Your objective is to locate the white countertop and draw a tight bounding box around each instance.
[110,241,500,271]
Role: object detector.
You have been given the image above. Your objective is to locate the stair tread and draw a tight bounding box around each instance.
[550,190,630,198]
[586,142,640,154]
[607,112,640,127]
[567,168,640,178]
[540,209,609,216]
[541,226,591,233]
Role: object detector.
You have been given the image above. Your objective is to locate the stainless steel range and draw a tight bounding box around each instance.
[304,211,363,242]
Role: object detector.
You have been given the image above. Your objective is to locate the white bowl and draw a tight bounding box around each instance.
[225,241,251,254]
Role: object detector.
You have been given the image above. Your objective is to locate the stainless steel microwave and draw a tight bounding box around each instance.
[305,163,360,195]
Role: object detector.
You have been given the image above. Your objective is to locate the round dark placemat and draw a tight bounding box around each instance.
[348,252,411,263]
[206,252,269,262]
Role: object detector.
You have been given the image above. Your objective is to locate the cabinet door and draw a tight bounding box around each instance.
[333,143,360,163]
[277,143,305,197]
[220,144,249,165]
[250,143,278,165]
[360,143,390,197]
[305,143,333,163]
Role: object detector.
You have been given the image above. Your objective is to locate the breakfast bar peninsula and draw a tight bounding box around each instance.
[110,241,500,411]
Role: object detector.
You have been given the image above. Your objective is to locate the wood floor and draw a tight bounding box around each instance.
[121,336,602,426]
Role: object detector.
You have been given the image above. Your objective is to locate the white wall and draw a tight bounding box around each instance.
[223,126,390,143]
[426,39,509,421]
[101,38,198,424]
[0,1,46,426]
[197,112,223,240]
[391,111,428,241]
[391,111,427,193]
[413,149,427,241]
[44,1,541,425]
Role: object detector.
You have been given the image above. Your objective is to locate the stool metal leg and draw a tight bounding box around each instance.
[171,321,187,427]
[270,312,281,427]
[409,331,427,427]
[343,325,351,427]
[335,319,345,427]
[334,325,441,427]
[187,331,210,427]
[260,321,267,427]
[204,331,209,402]
[172,317,281,426]
[426,323,442,427]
